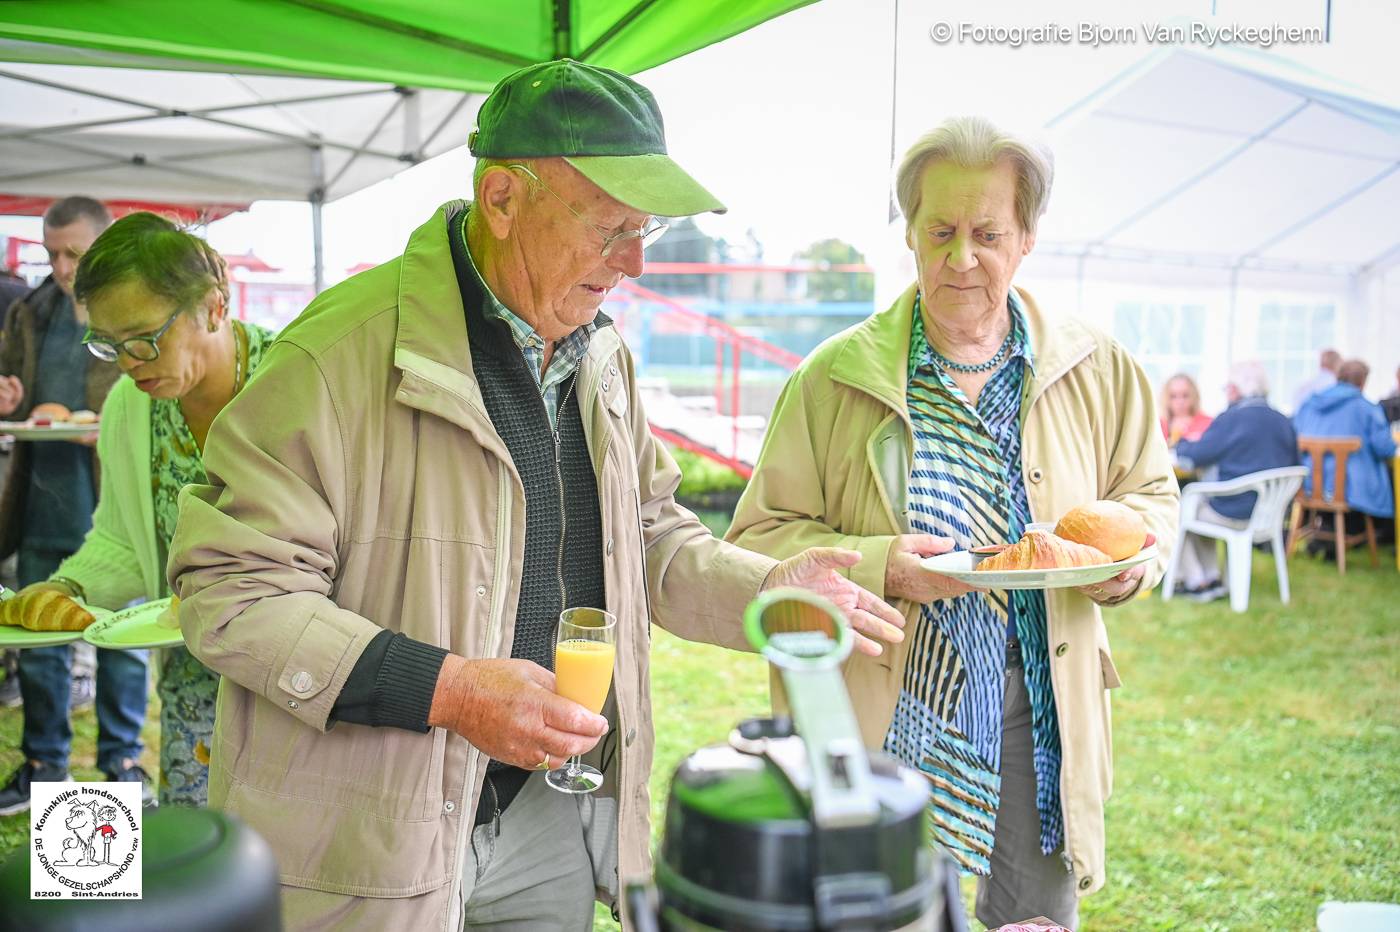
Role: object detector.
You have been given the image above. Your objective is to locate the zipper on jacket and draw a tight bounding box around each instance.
[485,774,502,838]
[550,371,578,610]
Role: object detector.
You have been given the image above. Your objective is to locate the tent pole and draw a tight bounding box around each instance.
[1225,266,1239,375]
[312,194,325,294]
[1076,253,1087,316]
[311,139,326,294]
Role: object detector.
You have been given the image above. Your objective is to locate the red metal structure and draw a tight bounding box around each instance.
[610,278,805,478]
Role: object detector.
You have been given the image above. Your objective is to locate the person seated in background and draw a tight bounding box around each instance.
[1293,347,1340,413]
[1294,359,1396,531]
[1173,361,1298,601]
[1379,365,1400,425]
[1160,372,1212,446]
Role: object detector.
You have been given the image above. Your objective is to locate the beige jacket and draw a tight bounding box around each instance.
[727,283,1178,897]
[168,203,774,928]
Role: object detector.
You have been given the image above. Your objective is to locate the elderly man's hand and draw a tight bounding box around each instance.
[763,547,908,658]
[1077,565,1146,605]
[428,656,608,772]
[884,534,980,605]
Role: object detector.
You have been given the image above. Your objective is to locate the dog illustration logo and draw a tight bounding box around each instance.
[29,783,143,899]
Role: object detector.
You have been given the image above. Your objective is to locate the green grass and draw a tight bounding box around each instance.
[6,546,1397,930]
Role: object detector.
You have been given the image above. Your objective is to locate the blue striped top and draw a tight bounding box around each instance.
[882,290,1064,875]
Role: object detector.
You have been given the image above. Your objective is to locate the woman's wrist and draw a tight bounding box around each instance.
[48,575,87,602]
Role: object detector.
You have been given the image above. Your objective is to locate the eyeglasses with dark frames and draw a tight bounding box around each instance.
[82,307,183,362]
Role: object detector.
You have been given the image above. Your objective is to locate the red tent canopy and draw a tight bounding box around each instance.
[0,195,246,225]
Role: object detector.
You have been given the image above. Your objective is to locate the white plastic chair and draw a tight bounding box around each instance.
[1162,466,1307,613]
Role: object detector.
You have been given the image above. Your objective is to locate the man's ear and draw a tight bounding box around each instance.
[476,166,522,240]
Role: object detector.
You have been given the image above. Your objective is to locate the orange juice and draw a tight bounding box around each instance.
[554,639,616,714]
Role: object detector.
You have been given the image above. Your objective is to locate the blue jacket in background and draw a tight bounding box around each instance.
[1176,396,1299,520]
[1294,383,1397,518]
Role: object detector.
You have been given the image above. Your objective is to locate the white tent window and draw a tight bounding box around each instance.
[1112,299,1208,389]
[1257,301,1336,405]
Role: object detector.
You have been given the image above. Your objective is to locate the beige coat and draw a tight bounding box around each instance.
[727,283,1178,897]
[168,202,774,930]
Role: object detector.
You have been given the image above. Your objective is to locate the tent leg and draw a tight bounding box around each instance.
[312,194,325,294]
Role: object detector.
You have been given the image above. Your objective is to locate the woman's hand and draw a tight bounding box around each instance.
[1078,565,1146,605]
[884,534,979,605]
[16,581,74,601]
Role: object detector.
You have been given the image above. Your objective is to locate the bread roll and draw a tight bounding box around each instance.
[977,530,1110,571]
[30,402,72,422]
[0,590,96,632]
[1054,501,1147,561]
[69,409,99,425]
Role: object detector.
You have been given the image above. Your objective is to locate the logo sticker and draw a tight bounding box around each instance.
[30,781,142,899]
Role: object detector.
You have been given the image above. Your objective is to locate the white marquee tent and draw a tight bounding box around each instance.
[883,48,1400,409]
[1033,49,1400,407]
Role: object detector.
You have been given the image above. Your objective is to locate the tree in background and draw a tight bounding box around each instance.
[797,238,874,302]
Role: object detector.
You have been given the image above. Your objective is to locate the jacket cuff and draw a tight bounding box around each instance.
[847,534,897,601]
[329,631,447,733]
[373,634,449,732]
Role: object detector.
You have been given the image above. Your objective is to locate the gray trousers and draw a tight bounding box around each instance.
[457,770,597,930]
[974,642,1079,929]
[279,771,599,932]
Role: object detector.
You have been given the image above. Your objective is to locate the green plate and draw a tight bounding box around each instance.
[0,601,111,649]
[82,597,182,650]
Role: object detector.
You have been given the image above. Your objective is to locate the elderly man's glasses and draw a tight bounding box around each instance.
[506,164,668,257]
[82,308,182,362]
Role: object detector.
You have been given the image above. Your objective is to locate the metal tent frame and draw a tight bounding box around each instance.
[1,63,478,290]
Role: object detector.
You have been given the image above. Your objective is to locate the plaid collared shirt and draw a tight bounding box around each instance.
[458,211,595,426]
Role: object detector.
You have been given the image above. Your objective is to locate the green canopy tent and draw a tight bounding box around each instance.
[0,0,814,287]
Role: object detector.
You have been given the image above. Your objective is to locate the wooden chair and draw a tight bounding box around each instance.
[1286,436,1379,573]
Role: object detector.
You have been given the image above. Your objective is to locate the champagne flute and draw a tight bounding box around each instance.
[547,606,617,794]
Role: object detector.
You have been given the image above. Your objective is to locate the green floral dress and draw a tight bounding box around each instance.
[151,320,275,807]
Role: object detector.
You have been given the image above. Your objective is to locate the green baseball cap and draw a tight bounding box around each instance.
[468,58,726,217]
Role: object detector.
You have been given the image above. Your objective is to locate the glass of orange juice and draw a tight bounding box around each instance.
[547,606,617,794]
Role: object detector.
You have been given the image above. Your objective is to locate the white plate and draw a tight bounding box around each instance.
[0,421,100,441]
[0,601,111,649]
[921,544,1159,590]
[82,597,182,650]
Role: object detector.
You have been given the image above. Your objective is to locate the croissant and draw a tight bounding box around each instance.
[977,530,1110,571]
[0,590,96,632]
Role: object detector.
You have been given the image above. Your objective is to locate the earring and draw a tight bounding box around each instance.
[207,319,219,333]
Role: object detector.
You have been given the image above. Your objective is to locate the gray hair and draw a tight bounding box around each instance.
[1229,361,1270,399]
[895,116,1054,235]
